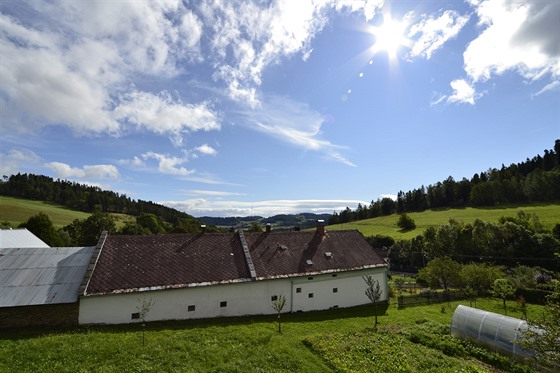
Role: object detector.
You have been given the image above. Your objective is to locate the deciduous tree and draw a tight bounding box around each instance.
[363,275,383,328]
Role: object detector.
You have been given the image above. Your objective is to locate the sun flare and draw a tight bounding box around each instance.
[369,14,409,60]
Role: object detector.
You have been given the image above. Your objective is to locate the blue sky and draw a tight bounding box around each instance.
[1,0,558,217]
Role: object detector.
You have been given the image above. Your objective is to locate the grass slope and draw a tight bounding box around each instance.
[0,298,543,372]
[0,196,91,228]
[0,196,135,229]
[328,204,560,239]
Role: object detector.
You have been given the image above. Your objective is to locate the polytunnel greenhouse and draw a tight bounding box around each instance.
[450,305,534,361]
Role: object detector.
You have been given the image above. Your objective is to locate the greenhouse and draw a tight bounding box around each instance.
[450,305,534,361]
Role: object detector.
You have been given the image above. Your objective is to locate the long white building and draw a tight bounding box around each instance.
[79,223,388,325]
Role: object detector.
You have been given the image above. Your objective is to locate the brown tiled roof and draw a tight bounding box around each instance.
[244,230,385,279]
[84,233,251,295]
[84,229,386,295]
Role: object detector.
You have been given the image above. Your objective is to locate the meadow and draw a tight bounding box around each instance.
[0,296,543,372]
[328,204,560,240]
[0,196,134,229]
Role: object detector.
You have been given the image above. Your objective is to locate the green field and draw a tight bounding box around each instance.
[0,196,135,229]
[0,297,543,372]
[328,204,560,239]
[0,196,91,228]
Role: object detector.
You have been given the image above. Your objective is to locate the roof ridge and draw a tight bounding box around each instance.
[79,231,108,296]
[238,230,257,280]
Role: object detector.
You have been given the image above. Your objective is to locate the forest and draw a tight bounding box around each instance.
[330,140,560,224]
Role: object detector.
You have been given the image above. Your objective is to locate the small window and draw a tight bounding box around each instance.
[333,288,338,293]
[131,312,140,320]
[308,276,313,280]
[220,301,227,308]
[188,305,195,312]
[271,295,278,301]
[296,287,302,293]
[308,293,314,298]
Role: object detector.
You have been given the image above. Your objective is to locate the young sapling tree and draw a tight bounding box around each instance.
[363,275,382,328]
[137,296,155,346]
[271,294,287,334]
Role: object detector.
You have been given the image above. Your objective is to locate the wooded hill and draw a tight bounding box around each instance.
[330,140,560,224]
[0,173,201,228]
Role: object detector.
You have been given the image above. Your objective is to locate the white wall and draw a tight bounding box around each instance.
[79,266,387,325]
[290,267,387,312]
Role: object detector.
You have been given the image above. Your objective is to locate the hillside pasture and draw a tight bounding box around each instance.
[0,196,135,229]
[0,196,91,228]
[328,204,560,240]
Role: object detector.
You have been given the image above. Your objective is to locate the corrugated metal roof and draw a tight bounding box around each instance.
[0,246,96,307]
[0,229,49,249]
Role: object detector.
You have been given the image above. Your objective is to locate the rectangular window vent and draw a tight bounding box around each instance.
[188,305,195,312]
[296,287,302,293]
[271,295,278,301]
[220,301,227,308]
[131,312,140,320]
[308,293,314,298]
[333,288,338,293]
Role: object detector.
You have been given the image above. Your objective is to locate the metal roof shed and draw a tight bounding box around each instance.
[0,246,96,307]
[0,228,49,249]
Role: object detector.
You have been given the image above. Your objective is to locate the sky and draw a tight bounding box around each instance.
[1,0,558,218]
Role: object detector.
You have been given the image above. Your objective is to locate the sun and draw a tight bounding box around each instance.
[368,14,410,61]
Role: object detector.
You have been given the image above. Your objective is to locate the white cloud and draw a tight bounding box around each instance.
[1,0,386,141]
[114,91,220,146]
[447,79,479,105]
[0,1,207,138]
[141,152,194,176]
[200,0,384,105]
[235,95,355,166]
[408,10,470,59]
[44,162,119,180]
[161,198,369,217]
[532,80,560,98]
[464,0,559,83]
[194,144,217,156]
[0,149,41,176]
[186,190,245,197]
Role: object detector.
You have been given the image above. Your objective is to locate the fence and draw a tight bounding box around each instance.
[397,290,467,309]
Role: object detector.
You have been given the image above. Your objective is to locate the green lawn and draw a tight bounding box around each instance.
[328,204,560,239]
[0,297,544,372]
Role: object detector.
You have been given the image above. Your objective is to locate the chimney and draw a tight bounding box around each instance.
[200,224,207,233]
[316,220,325,236]
[266,223,272,233]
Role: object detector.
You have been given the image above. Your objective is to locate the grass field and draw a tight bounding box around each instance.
[0,297,544,373]
[328,203,560,240]
[0,196,135,229]
[0,196,91,228]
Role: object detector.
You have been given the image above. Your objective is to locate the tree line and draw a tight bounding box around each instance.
[387,210,560,273]
[10,209,216,247]
[0,173,201,227]
[330,140,560,224]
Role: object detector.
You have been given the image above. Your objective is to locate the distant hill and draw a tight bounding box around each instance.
[199,213,332,230]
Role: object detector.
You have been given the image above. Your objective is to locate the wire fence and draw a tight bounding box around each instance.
[397,290,467,309]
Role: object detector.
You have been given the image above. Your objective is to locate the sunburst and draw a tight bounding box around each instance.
[368,14,410,61]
